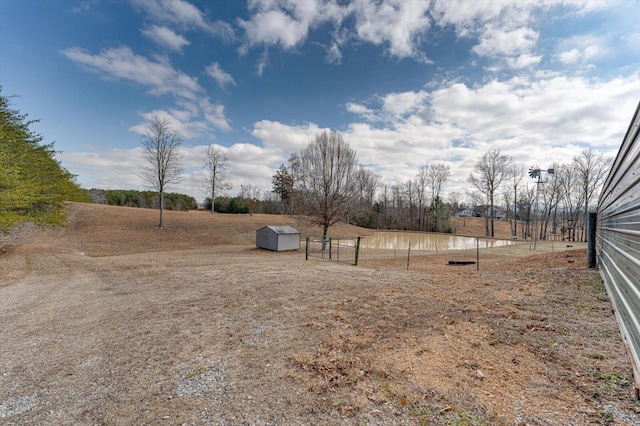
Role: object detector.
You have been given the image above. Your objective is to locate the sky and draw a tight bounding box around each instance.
[1,0,639,204]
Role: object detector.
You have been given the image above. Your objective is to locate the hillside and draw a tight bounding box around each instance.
[54,203,519,257]
[59,202,374,256]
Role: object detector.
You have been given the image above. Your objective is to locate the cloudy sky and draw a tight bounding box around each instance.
[1,0,639,203]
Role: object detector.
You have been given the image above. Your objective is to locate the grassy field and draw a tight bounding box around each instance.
[0,203,638,425]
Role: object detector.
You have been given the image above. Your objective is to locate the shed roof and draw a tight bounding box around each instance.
[259,225,300,235]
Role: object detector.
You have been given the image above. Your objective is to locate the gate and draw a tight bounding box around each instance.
[305,236,361,265]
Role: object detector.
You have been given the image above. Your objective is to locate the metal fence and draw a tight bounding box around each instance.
[596,101,640,395]
[305,236,361,265]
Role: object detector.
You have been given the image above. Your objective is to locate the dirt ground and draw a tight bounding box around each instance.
[1,203,638,425]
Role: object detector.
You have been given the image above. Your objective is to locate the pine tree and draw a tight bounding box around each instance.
[0,87,88,232]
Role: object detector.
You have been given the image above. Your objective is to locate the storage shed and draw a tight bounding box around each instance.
[256,226,301,251]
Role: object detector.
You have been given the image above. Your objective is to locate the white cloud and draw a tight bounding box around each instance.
[352,0,431,60]
[205,62,236,88]
[345,102,375,120]
[129,109,209,139]
[132,0,234,39]
[61,45,202,100]
[255,49,269,76]
[555,35,603,66]
[239,0,432,64]
[200,99,232,132]
[58,1,639,203]
[235,0,617,71]
[238,0,346,52]
[431,0,604,35]
[507,53,542,69]
[239,8,310,50]
[63,70,640,202]
[141,25,190,52]
[251,120,327,157]
[557,48,581,65]
[58,148,147,191]
[63,45,232,139]
[381,91,429,116]
[431,0,610,70]
[472,26,538,57]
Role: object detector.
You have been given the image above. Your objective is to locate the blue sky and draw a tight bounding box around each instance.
[1,0,639,203]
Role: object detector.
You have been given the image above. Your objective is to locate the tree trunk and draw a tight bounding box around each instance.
[159,191,165,228]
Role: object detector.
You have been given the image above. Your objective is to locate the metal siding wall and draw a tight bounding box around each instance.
[597,101,640,387]
[277,234,300,251]
[256,228,278,251]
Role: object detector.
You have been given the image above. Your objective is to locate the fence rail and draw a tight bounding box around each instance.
[305,236,361,265]
[596,101,640,396]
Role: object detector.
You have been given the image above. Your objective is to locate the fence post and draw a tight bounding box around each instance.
[588,212,597,268]
[329,237,332,260]
[305,236,309,261]
[355,237,361,266]
[476,235,479,271]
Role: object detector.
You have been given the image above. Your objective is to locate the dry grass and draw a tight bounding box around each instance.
[0,203,638,425]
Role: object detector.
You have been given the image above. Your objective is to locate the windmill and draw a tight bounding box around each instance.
[529,165,554,249]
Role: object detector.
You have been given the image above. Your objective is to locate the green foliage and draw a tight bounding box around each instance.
[209,195,279,215]
[272,163,293,213]
[0,87,89,232]
[87,189,197,211]
[215,196,249,214]
[428,196,451,233]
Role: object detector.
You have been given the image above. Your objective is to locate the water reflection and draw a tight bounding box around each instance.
[361,231,515,251]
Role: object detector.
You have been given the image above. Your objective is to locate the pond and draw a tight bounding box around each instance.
[360,231,515,251]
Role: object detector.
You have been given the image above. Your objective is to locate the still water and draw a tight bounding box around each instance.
[360,231,515,251]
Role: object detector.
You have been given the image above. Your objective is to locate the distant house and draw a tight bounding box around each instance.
[455,208,474,218]
[256,226,301,251]
[495,210,508,220]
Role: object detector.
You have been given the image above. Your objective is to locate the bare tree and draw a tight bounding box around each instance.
[141,116,183,228]
[240,184,261,215]
[204,145,231,213]
[427,163,450,201]
[506,164,525,238]
[468,149,512,237]
[467,190,484,219]
[537,163,563,240]
[352,165,380,226]
[572,148,612,241]
[287,153,301,214]
[380,183,391,229]
[517,185,536,239]
[391,183,407,229]
[295,131,358,237]
[414,166,428,231]
[448,191,462,211]
[557,163,581,241]
[427,163,450,232]
[404,179,415,230]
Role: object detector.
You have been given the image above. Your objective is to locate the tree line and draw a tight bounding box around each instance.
[0,88,89,233]
[466,149,611,241]
[86,189,197,211]
[139,115,611,241]
[270,131,453,236]
[269,131,610,241]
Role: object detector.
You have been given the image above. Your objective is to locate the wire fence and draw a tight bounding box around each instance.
[353,232,579,270]
[305,236,361,265]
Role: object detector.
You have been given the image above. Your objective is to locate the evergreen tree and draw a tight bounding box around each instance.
[0,88,88,232]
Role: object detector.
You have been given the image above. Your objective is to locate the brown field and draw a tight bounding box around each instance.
[1,202,638,425]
